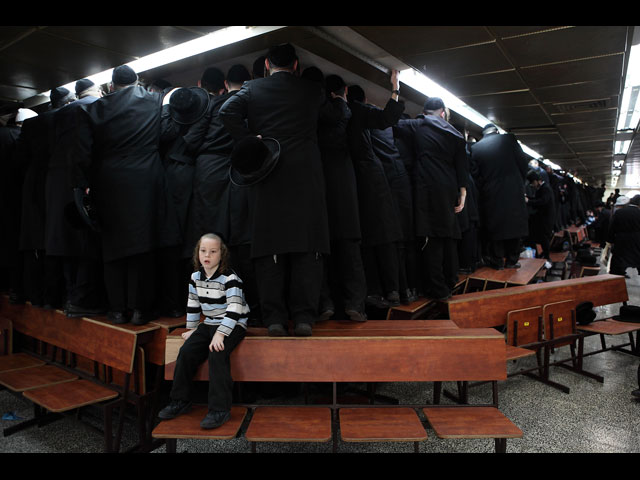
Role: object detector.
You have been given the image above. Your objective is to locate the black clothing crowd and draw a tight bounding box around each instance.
[0,43,635,336]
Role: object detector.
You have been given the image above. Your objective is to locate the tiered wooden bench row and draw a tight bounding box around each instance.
[445,274,639,395]
[153,320,523,453]
[0,296,162,452]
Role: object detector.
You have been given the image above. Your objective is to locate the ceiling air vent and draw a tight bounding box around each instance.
[553,99,609,113]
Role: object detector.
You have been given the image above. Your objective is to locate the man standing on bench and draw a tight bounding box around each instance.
[219,43,330,337]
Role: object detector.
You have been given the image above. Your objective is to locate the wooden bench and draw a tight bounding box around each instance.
[154,321,522,453]
[445,275,629,396]
[0,295,160,452]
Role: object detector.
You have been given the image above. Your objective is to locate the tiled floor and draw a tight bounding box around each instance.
[1,265,639,454]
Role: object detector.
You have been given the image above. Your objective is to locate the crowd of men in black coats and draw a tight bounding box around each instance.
[0,42,625,337]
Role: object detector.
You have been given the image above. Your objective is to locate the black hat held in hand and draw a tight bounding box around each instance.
[229,136,281,187]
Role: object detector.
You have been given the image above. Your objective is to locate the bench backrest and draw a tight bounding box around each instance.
[447,274,627,329]
[506,306,543,347]
[1,298,139,374]
[164,326,507,383]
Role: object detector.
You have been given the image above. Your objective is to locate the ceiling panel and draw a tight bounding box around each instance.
[0,25,635,186]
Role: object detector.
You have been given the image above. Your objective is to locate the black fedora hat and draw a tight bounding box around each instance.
[612,305,640,323]
[168,87,209,125]
[229,136,280,187]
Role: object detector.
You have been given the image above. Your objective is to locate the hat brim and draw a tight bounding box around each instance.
[229,137,281,187]
[170,87,210,125]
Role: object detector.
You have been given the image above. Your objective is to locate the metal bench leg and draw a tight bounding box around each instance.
[495,438,506,453]
[165,438,177,453]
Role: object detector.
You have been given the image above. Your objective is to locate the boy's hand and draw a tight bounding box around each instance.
[210,331,226,352]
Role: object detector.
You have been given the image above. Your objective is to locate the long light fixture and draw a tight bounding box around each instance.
[41,26,285,99]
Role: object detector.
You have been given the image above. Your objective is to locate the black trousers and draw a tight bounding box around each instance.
[103,251,155,313]
[420,236,458,298]
[156,246,189,314]
[486,238,521,266]
[320,239,367,313]
[170,323,246,412]
[253,252,323,327]
[361,243,400,296]
[458,224,480,270]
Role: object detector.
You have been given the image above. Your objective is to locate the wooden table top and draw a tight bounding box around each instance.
[460,257,546,286]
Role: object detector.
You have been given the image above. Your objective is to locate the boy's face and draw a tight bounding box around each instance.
[199,237,221,272]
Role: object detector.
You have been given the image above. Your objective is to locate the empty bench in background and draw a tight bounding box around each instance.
[0,296,160,452]
[154,321,522,453]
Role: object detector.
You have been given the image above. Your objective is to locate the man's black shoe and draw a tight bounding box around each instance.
[131,310,157,325]
[505,262,521,269]
[267,324,288,337]
[158,399,192,420]
[200,410,230,429]
[66,304,107,318]
[365,295,389,309]
[108,311,128,324]
[294,322,313,337]
[386,291,400,307]
[345,309,367,323]
[483,256,504,270]
[318,307,334,322]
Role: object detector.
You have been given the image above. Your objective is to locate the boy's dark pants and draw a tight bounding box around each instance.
[170,323,246,412]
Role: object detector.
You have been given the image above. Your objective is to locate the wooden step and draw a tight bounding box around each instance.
[423,406,522,439]
[24,379,119,412]
[339,407,427,442]
[152,405,247,440]
[0,365,77,392]
[245,406,332,443]
[0,353,46,373]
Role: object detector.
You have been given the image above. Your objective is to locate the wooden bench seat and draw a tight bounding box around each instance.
[577,319,640,358]
[0,296,159,452]
[0,364,77,392]
[152,405,248,453]
[423,406,523,453]
[339,407,427,452]
[0,352,45,372]
[154,322,519,453]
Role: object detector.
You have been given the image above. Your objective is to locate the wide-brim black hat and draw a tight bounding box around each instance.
[612,305,640,323]
[168,87,210,125]
[229,136,280,187]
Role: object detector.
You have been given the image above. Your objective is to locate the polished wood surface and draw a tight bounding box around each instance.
[542,299,577,340]
[164,327,507,383]
[1,298,145,373]
[0,365,77,392]
[506,306,543,347]
[423,406,523,439]
[339,407,427,442]
[315,319,458,330]
[465,258,546,286]
[447,274,628,328]
[0,353,46,372]
[245,407,332,442]
[23,379,118,412]
[152,405,247,440]
[578,319,640,335]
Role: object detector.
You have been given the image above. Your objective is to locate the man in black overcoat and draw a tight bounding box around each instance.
[317,74,367,322]
[17,87,75,307]
[394,98,468,300]
[219,43,329,337]
[0,109,26,302]
[470,123,529,270]
[72,65,180,325]
[524,169,556,260]
[607,195,640,276]
[46,79,106,317]
[346,77,405,309]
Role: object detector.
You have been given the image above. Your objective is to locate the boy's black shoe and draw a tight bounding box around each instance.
[158,399,192,420]
[108,311,128,324]
[200,410,230,429]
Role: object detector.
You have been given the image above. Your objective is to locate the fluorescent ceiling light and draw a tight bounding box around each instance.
[43,26,285,98]
[617,43,640,132]
[615,140,631,155]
